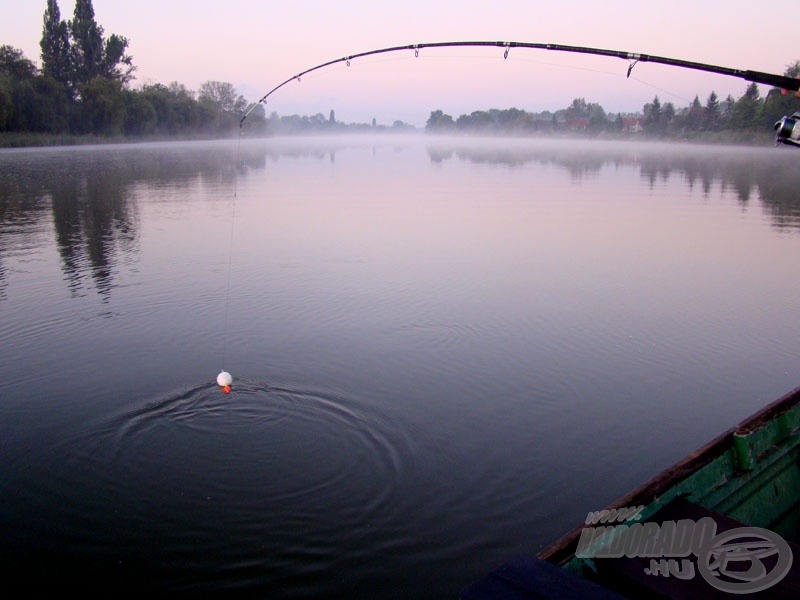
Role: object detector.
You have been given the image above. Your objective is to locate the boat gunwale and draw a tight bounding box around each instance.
[540,384,800,566]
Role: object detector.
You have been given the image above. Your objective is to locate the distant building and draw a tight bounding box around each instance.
[621,117,644,133]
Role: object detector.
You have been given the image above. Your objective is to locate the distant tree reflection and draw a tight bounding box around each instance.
[0,143,269,300]
[50,166,137,300]
[2,139,798,306]
[427,141,800,230]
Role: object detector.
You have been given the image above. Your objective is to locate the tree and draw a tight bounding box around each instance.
[139,82,196,134]
[167,82,200,131]
[703,91,721,131]
[587,103,608,131]
[69,0,134,87]
[101,33,134,83]
[40,0,71,86]
[8,78,37,130]
[0,74,12,130]
[30,75,71,132]
[643,96,663,133]
[0,45,38,80]
[198,80,245,114]
[241,102,266,134]
[77,76,125,134]
[456,110,493,131]
[425,109,455,132]
[69,0,104,86]
[123,89,156,135]
[38,2,72,129]
[198,80,246,132]
[0,47,70,133]
[565,97,589,119]
[730,83,761,129]
[663,102,675,129]
[686,95,703,131]
[720,94,736,129]
[495,107,531,131]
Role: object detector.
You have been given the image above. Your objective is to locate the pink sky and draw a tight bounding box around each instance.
[3,0,798,126]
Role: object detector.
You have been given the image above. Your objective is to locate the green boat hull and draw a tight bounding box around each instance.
[464,385,800,598]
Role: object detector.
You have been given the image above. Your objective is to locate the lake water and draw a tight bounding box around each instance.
[2,136,800,597]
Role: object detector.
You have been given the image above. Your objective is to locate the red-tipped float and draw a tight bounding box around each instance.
[217,370,233,393]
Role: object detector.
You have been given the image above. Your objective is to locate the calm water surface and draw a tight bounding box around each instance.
[2,136,800,597]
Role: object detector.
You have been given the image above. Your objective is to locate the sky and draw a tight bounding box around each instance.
[2,0,798,126]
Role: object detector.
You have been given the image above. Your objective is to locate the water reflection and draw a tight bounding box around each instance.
[0,143,266,300]
[2,138,799,302]
[426,139,800,230]
[50,164,137,299]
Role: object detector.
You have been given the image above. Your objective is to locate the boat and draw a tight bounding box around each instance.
[461,385,800,598]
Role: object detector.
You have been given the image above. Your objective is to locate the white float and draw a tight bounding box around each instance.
[217,370,233,387]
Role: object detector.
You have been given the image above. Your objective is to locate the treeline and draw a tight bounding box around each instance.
[0,0,266,139]
[0,0,417,143]
[4,2,799,143]
[426,64,800,139]
[266,110,415,134]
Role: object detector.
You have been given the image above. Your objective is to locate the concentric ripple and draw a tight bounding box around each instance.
[7,380,415,593]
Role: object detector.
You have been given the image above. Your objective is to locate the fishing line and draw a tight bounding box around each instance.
[217,128,242,393]
[628,76,693,106]
[213,40,798,390]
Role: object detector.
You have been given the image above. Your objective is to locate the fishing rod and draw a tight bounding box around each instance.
[241,40,800,147]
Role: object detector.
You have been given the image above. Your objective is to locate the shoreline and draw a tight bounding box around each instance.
[0,128,775,150]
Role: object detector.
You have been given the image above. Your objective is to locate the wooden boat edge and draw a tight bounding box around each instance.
[539,384,800,566]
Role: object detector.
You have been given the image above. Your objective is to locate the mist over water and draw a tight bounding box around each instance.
[2,136,800,597]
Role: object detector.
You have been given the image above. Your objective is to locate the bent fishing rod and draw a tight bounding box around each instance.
[241,40,800,147]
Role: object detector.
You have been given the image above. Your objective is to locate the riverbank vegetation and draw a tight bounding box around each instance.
[0,0,263,145]
[425,73,800,142]
[1,1,798,147]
